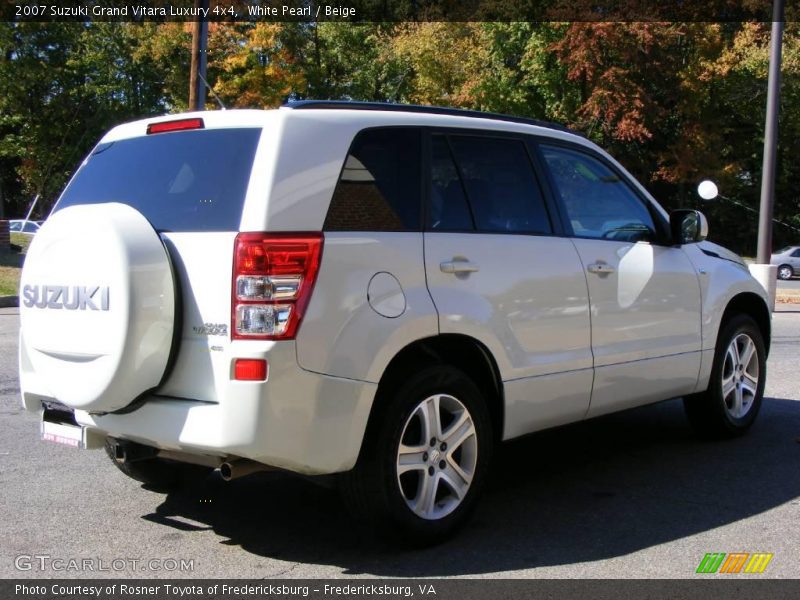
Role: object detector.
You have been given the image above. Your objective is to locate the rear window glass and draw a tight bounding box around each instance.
[54,128,262,232]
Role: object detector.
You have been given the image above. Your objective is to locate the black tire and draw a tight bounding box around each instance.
[684,314,766,438]
[340,366,493,545]
[104,439,211,491]
[777,264,794,280]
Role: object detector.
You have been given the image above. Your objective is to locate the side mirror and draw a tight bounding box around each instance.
[670,209,709,245]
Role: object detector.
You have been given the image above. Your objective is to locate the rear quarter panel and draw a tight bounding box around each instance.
[295,232,438,383]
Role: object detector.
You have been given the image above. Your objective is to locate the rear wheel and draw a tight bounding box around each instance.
[777,264,794,280]
[684,314,766,438]
[340,366,493,545]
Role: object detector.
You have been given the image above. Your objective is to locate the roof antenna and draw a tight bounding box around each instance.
[197,71,227,110]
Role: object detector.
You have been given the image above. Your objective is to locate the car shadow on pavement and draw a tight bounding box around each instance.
[150,396,800,576]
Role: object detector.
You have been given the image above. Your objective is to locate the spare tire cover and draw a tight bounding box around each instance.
[20,203,176,413]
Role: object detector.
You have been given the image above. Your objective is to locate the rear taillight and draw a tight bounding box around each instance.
[232,233,323,340]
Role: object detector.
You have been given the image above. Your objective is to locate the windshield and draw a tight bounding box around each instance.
[54,127,262,232]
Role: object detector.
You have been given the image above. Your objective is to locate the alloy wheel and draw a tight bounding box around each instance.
[721,333,759,419]
[396,394,478,520]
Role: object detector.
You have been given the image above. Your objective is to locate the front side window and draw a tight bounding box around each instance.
[324,128,421,231]
[540,145,656,243]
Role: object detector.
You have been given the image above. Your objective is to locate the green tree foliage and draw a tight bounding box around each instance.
[0,20,798,253]
[699,22,800,250]
[209,23,305,108]
[0,22,179,217]
[299,23,409,101]
[128,22,192,112]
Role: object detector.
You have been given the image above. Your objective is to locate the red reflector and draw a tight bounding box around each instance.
[146,118,204,135]
[234,359,268,381]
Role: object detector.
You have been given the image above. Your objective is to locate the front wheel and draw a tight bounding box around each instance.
[777,264,794,280]
[340,366,493,545]
[684,314,766,438]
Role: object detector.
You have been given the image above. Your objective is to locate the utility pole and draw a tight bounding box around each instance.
[750,0,784,311]
[188,0,209,111]
[757,0,784,264]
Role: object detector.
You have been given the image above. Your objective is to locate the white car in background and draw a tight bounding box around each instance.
[18,101,771,544]
[771,245,800,280]
[9,219,41,235]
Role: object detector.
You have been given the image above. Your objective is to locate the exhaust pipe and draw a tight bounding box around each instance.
[110,439,223,469]
[113,443,126,463]
[219,458,273,481]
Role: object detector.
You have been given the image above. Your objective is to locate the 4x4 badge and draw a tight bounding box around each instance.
[192,323,228,336]
[22,285,109,311]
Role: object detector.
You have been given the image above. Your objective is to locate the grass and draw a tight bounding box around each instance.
[777,289,800,303]
[0,233,31,296]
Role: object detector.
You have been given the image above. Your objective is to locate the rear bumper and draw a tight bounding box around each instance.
[21,342,376,475]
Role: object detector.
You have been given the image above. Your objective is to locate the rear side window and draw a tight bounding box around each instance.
[446,136,552,234]
[55,128,262,232]
[430,136,474,231]
[324,128,421,232]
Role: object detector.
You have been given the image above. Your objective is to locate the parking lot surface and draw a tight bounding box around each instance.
[1,306,798,579]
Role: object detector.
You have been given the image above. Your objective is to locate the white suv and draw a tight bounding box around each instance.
[19,101,770,543]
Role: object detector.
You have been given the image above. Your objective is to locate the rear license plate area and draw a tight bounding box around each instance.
[40,402,101,449]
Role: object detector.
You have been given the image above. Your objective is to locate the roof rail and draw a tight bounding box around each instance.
[282,100,578,135]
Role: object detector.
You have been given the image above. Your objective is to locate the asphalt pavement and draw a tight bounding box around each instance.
[1,306,799,579]
[778,278,800,291]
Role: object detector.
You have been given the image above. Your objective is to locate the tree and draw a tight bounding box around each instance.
[300,23,408,102]
[0,20,797,253]
[209,23,305,108]
[697,22,800,251]
[0,22,182,217]
[387,23,482,107]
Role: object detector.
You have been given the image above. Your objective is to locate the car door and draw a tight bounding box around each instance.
[423,131,593,439]
[791,248,800,271]
[536,142,703,417]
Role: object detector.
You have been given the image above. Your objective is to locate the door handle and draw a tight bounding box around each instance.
[587,263,615,275]
[440,259,480,274]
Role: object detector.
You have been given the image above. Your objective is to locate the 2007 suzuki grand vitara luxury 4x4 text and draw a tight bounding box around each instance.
[19,101,770,543]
